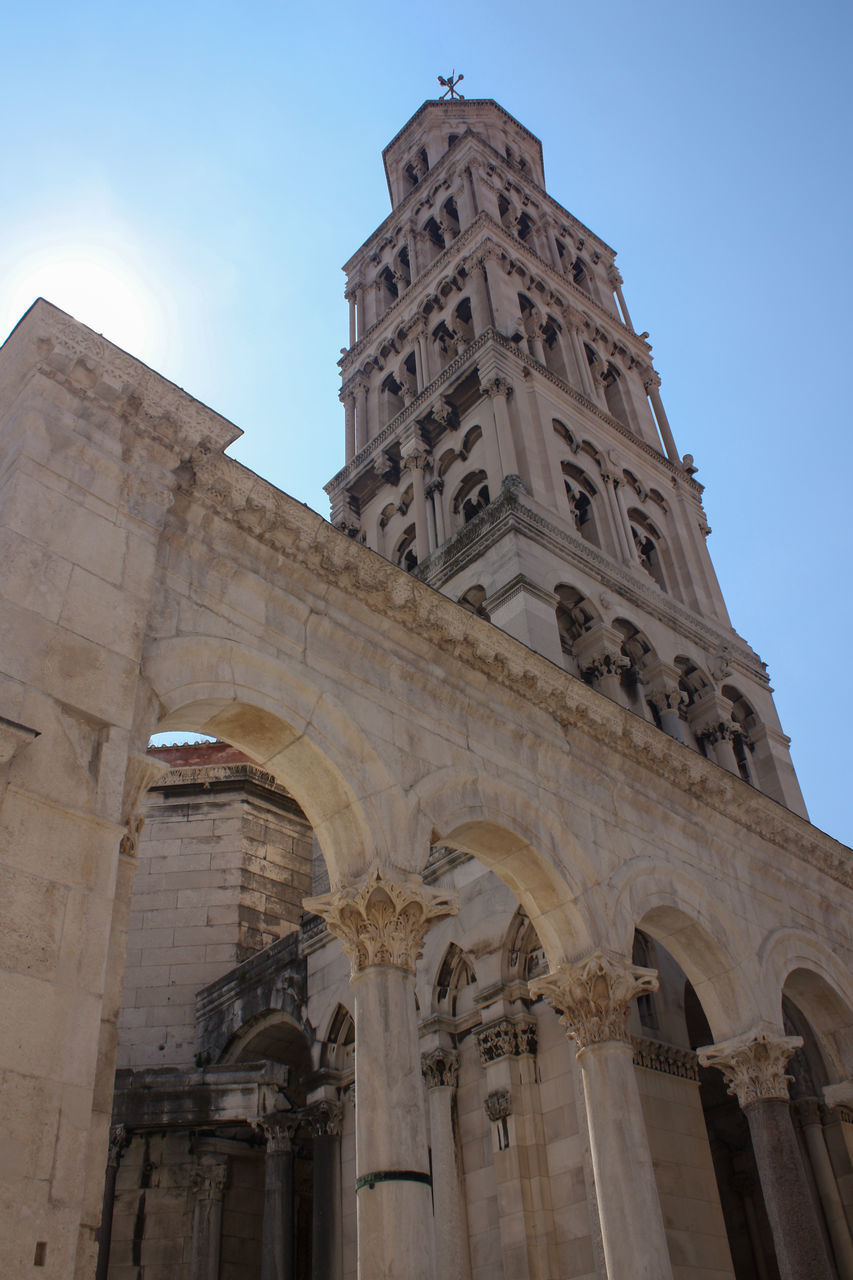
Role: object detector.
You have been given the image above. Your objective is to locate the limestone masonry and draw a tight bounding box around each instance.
[0,97,851,1280]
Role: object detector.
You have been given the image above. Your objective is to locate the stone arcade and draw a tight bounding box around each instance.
[0,96,851,1280]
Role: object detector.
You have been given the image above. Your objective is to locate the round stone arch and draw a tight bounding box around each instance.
[408,770,599,967]
[758,927,853,1079]
[142,635,409,885]
[610,858,757,1040]
[221,1009,313,1072]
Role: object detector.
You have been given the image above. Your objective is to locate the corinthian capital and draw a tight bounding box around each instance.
[421,1047,459,1090]
[305,869,457,977]
[530,951,658,1049]
[481,374,513,400]
[698,1028,803,1107]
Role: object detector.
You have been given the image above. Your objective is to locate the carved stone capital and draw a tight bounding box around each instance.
[259,1112,301,1154]
[305,1100,343,1138]
[421,1047,459,1090]
[484,1088,513,1122]
[191,1156,229,1199]
[476,1017,538,1064]
[530,951,659,1049]
[698,1029,803,1107]
[647,686,687,715]
[481,374,512,401]
[305,870,458,977]
[107,1124,129,1168]
[581,652,630,682]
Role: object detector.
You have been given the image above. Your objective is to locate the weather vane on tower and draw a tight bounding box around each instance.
[437,71,464,100]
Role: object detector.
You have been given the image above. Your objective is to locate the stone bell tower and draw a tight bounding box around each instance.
[326,95,805,817]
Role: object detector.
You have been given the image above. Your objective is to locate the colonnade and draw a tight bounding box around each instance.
[301,870,849,1280]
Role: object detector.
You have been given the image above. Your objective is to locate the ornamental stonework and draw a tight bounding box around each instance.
[421,1048,459,1090]
[305,869,457,977]
[530,951,658,1048]
[698,1029,803,1107]
[483,1089,513,1123]
[476,1017,537,1064]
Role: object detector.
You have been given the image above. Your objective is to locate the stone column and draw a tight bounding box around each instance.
[94,1125,128,1280]
[342,393,356,463]
[568,324,596,400]
[402,446,432,561]
[306,871,458,1280]
[612,476,642,564]
[347,292,357,347]
[426,478,446,547]
[572,623,630,704]
[189,1154,229,1280]
[422,1048,472,1280]
[531,952,674,1280]
[609,268,634,331]
[467,259,492,334]
[645,376,681,464]
[481,375,519,477]
[420,1049,471,1280]
[260,1114,299,1280]
[355,380,369,452]
[642,660,687,742]
[308,1101,344,1280]
[795,1099,853,1278]
[699,1028,836,1280]
[355,284,365,339]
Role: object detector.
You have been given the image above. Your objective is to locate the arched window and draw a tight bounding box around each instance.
[377,264,398,310]
[453,471,490,524]
[632,930,659,1030]
[554,584,597,676]
[442,197,461,240]
[394,245,411,290]
[381,372,404,422]
[460,424,482,459]
[602,362,631,430]
[516,211,535,244]
[458,584,490,619]
[552,419,578,452]
[542,317,567,379]
[628,508,667,591]
[433,941,476,1017]
[674,657,713,753]
[561,461,600,546]
[423,216,445,255]
[497,193,515,233]
[721,684,759,784]
[573,257,592,293]
[395,525,418,572]
[453,297,475,346]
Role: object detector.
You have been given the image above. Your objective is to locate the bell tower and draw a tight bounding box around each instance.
[326,94,805,816]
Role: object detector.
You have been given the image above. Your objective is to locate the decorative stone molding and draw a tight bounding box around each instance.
[421,1048,459,1090]
[476,1017,537,1064]
[305,869,458,977]
[481,374,513,401]
[483,1089,513,1122]
[698,1029,803,1107]
[631,1037,699,1082]
[305,1100,343,1138]
[530,952,658,1049]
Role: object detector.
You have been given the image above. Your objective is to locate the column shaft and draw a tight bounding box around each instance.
[798,1103,853,1279]
[745,1098,836,1280]
[312,1130,343,1280]
[262,1141,295,1280]
[578,1040,674,1279]
[648,383,680,463]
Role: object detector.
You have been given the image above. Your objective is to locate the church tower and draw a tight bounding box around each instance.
[327,95,804,816]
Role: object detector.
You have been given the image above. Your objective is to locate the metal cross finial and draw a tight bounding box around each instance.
[437,71,465,100]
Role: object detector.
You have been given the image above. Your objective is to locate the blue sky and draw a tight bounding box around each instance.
[3,0,851,844]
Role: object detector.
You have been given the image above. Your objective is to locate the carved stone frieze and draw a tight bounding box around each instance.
[421,1047,459,1090]
[631,1037,699,1082]
[305,869,458,977]
[698,1029,803,1107]
[483,1089,513,1122]
[476,1017,537,1064]
[530,952,658,1049]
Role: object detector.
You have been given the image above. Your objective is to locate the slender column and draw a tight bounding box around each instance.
[189,1155,229,1280]
[94,1125,128,1280]
[308,1101,344,1280]
[355,284,365,339]
[568,324,596,399]
[355,380,369,452]
[609,269,634,331]
[481,376,519,477]
[642,660,687,742]
[260,1115,299,1280]
[305,871,458,1280]
[347,292,357,346]
[645,376,681,463]
[402,446,431,560]
[531,952,674,1280]
[422,1049,472,1280]
[613,477,642,564]
[699,1029,836,1280]
[467,259,492,334]
[343,393,356,463]
[426,478,445,548]
[796,1099,853,1278]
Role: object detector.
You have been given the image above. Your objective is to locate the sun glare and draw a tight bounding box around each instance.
[4,240,175,369]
